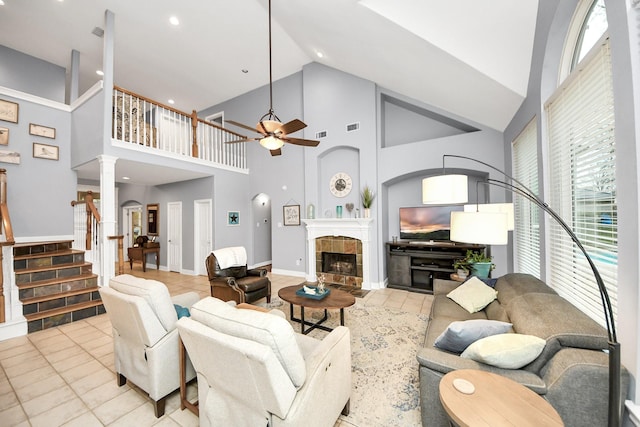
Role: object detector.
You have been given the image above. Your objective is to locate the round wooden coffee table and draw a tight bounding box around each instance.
[278,284,355,334]
[439,369,564,427]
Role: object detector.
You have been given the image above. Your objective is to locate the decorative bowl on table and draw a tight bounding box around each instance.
[295,285,331,300]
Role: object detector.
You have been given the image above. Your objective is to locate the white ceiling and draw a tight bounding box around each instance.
[0,0,539,183]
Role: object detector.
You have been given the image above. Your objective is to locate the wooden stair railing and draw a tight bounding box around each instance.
[71,191,125,276]
[0,169,15,324]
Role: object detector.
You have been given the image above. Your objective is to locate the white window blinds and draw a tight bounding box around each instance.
[512,118,540,278]
[545,37,617,327]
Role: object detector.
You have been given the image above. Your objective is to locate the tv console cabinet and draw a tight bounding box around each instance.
[386,241,485,293]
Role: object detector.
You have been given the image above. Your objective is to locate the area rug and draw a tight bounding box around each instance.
[266,297,429,427]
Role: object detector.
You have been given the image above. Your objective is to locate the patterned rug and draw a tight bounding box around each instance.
[265,297,428,427]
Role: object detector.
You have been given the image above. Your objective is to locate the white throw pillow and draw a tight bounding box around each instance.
[447,276,498,313]
[461,333,546,369]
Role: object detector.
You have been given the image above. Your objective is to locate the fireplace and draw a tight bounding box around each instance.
[303,218,374,289]
[322,252,357,276]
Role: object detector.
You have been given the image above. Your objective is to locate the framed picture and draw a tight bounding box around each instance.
[33,142,59,160]
[0,99,18,123]
[283,204,301,226]
[227,211,240,226]
[0,127,8,145]
[0,150,20,164]
[29,123,56,139]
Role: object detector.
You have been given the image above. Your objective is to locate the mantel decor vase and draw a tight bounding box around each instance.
[470,262,492,279]
[363,208,371,218]
[307,203,315,219]
[336,205,343,218]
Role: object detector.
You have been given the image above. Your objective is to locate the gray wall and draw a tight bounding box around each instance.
[0,45,66,102]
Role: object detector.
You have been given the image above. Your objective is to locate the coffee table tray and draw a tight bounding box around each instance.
[295,286,331,300]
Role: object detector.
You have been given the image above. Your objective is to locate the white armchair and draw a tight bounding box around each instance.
[99,274,199,417]
[177,297,352,427]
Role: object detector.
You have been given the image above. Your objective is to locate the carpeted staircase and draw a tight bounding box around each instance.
[13,240,104,333]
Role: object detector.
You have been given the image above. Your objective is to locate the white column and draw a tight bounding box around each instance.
[99,155,118,286]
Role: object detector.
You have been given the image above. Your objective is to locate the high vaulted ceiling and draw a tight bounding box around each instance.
[0,0,538,132]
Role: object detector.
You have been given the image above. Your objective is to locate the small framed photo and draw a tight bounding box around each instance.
[0,99,18,123]
[0,127,8,145]
[29,123,56,139]
[227,211,240,226]
[283,204,301,226]
[0,150,20,164]
[33,142,59,160]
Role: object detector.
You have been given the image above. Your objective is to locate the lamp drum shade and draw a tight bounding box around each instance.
[422,174,468,204]
[450,211,508,245]
[464,203,515,231]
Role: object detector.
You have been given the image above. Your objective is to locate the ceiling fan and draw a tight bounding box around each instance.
[226,0,319,156]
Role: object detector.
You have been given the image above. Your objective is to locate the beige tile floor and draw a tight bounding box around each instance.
[0,267,433,427]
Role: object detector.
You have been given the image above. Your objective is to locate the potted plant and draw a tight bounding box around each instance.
[452,257,472,279]
[361,185,375,218]
[456,250,495,279]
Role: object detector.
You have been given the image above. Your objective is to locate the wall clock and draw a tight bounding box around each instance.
[329,172,353,198]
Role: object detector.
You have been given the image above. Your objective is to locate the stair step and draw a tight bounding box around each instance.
[21,286,100,305]
[15,260,91,275]
[13,240,74,257]
[16,272,97,289]
[14,249,86,272]
[25,300,105,333]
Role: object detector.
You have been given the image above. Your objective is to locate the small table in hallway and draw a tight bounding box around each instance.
[278,284,355,334]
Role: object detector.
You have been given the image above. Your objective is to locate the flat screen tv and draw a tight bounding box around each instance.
[399,205,464,241]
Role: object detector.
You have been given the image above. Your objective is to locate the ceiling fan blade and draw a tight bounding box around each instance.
[278,119,307,135]
[282,137,320,147]
[227,120,264,135]
[270,148,282,156]
[225,137,254,144]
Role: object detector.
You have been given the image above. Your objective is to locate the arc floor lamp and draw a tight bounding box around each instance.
[422,154,621,427]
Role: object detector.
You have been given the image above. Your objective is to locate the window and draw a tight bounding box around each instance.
[512,118,540,278]
[545,33,616,327]
[572,0,608,69]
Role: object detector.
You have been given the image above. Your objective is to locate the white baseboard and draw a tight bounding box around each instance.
[0,317,27,342]
[271,268,306,278]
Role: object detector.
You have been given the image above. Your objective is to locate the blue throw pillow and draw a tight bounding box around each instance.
[463,275,498,288]
[174,304,190,319]
[434,319,513,353]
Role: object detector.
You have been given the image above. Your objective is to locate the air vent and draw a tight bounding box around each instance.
[346,122,360,132]
[315,130,328,139]
[91,27,104,38]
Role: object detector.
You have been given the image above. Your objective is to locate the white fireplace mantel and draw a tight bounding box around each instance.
[302,218,374,289]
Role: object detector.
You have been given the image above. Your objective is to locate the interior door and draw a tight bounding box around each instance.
[194,199,213,275]
[167,201,182,272]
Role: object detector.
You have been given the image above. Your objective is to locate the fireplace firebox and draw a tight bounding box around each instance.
[322,252,357,276]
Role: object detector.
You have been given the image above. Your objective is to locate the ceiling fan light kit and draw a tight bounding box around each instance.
[226,0,319,156]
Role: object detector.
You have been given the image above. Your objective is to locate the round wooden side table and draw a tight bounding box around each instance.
[439,369,564,427]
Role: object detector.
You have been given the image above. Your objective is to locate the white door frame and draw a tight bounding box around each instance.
[122,204,143,249]
[194,199,213,276]
[167,201,183,273]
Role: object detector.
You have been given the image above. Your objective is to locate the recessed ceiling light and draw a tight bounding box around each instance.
[122,176,130,180]
[316,51,324,58]
[96,70,104,76]
[168,99,175,105]
[169,16,180,26]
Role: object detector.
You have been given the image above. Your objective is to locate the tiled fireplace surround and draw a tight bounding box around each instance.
[303,218,374,289]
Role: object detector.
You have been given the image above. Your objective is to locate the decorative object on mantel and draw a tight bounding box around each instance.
[306,203,315,219]
[283,204,301,226]
[336,205,343,218]
[224,0,319,156]
[361,185,375,218]
[0,99,18,123]
[345,202,354,217]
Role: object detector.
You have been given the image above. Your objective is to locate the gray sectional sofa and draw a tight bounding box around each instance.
[417,273,629,427]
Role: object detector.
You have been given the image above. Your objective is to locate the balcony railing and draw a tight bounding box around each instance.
[112,86,248,170]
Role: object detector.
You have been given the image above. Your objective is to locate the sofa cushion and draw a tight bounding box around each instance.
[447,277,498,313]
[461,333,546,369]
[494,273,556,306]
[190,297,306,388]
[434,319,513,353]
[109,274,177,331]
